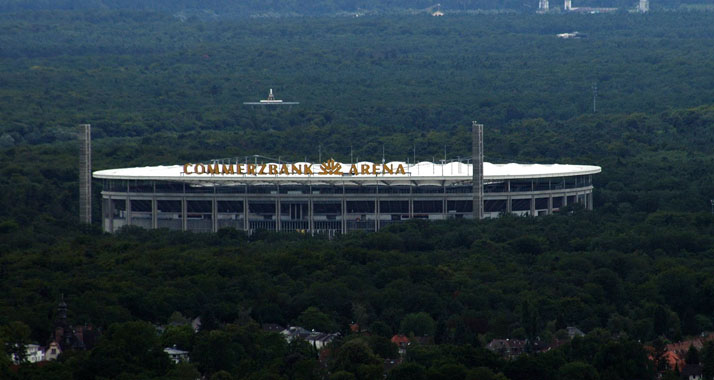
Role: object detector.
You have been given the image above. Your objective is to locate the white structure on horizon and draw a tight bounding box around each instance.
[243,89,299,107]
[638,0,649,12]
[564,0,572,10]
[260,89,282,103]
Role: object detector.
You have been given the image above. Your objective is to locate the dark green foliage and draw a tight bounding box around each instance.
[558,361,599,380]
[1,7,714,380]
[387,363,427,380]
[399,312,436,337]
[85,321,170,379]
[686,345,700,365]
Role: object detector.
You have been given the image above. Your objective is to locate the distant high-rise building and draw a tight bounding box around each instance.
[538,0,550,12]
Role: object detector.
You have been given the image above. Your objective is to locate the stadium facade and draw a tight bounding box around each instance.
[94,159,601,234]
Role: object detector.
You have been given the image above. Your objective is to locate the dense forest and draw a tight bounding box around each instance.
[2,8,714,380]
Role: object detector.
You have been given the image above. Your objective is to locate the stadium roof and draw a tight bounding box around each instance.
[94,161,601,185]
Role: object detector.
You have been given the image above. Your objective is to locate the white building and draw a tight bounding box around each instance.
[164,346,190,364]
[95,159,600,234]
[10,344,44,364]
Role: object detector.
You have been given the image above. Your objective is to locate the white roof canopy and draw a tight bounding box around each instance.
[94,161,601,184]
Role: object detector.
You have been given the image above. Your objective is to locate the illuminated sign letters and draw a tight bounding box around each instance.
[182,158,407,176]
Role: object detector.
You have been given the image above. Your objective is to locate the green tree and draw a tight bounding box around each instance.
[86,321,170,378]
[165,362,202,380]
[686,345,700,365]
[370,321,392,338]
[161,325,195,352]
[210,370,234,380]
[702,341,714,380]
[331,340,381,378]
[558,361,600,380]
[368,335,398,359]
[297,307,337,332]
[2,321,31,364]
[387,362,427,380]
[399,312,436,337]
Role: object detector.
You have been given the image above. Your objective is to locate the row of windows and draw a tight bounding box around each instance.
[103,176,593,194]
[112,196,583,215]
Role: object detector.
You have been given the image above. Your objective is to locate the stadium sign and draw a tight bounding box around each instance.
[182,159,407,176]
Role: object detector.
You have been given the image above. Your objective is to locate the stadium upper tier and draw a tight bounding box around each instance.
[94,161,601,183]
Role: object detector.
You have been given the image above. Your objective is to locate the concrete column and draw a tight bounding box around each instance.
[108,196,114,233]
[212,198,217,232]
[276,191,281,232]
[507,196,512,213]
[563,194,568,207]
[530,195,536,216]
[588,192,593,210]
[341,183,347,234]
[243,197,249,232]
[126,183,132,226]
[442,183,447,220]
[409,198,414,220]
[548,195,553,215]
[181,198,187,231]
[309,184,314,235]
[374,198,379,232]
[309,197,314,235]
[152,198,157,229]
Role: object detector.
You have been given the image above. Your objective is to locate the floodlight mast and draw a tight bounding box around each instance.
[472,121,484,220]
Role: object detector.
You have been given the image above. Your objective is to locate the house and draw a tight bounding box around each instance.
[50,296,99,353]
[567,326,585,339]
[164,345,190,364]
[308,332,340,350]
[45,342,61,361]
[486,339,526,360]
[391,335,410,356]
[281,326,339,350]
[191,317,202,333]
[666,333,714,358]
[10,344,44,364]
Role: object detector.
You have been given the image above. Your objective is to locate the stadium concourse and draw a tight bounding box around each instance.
[94,159,601,235]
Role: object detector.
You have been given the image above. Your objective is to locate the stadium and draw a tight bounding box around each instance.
[94,158,601,234]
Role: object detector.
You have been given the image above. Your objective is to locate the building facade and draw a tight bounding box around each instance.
[94,160,600,234]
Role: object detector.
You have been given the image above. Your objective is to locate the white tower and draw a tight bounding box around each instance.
[538,0,549,12]
[638,0,649,12]
[564,0,572,10]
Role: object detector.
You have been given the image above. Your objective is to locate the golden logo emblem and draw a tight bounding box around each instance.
[319,159,342,175]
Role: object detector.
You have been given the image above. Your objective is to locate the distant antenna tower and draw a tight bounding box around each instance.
[638,0,649,12]
[538,0,549,12]
[592,82,598,113]
[79,124,91,224]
